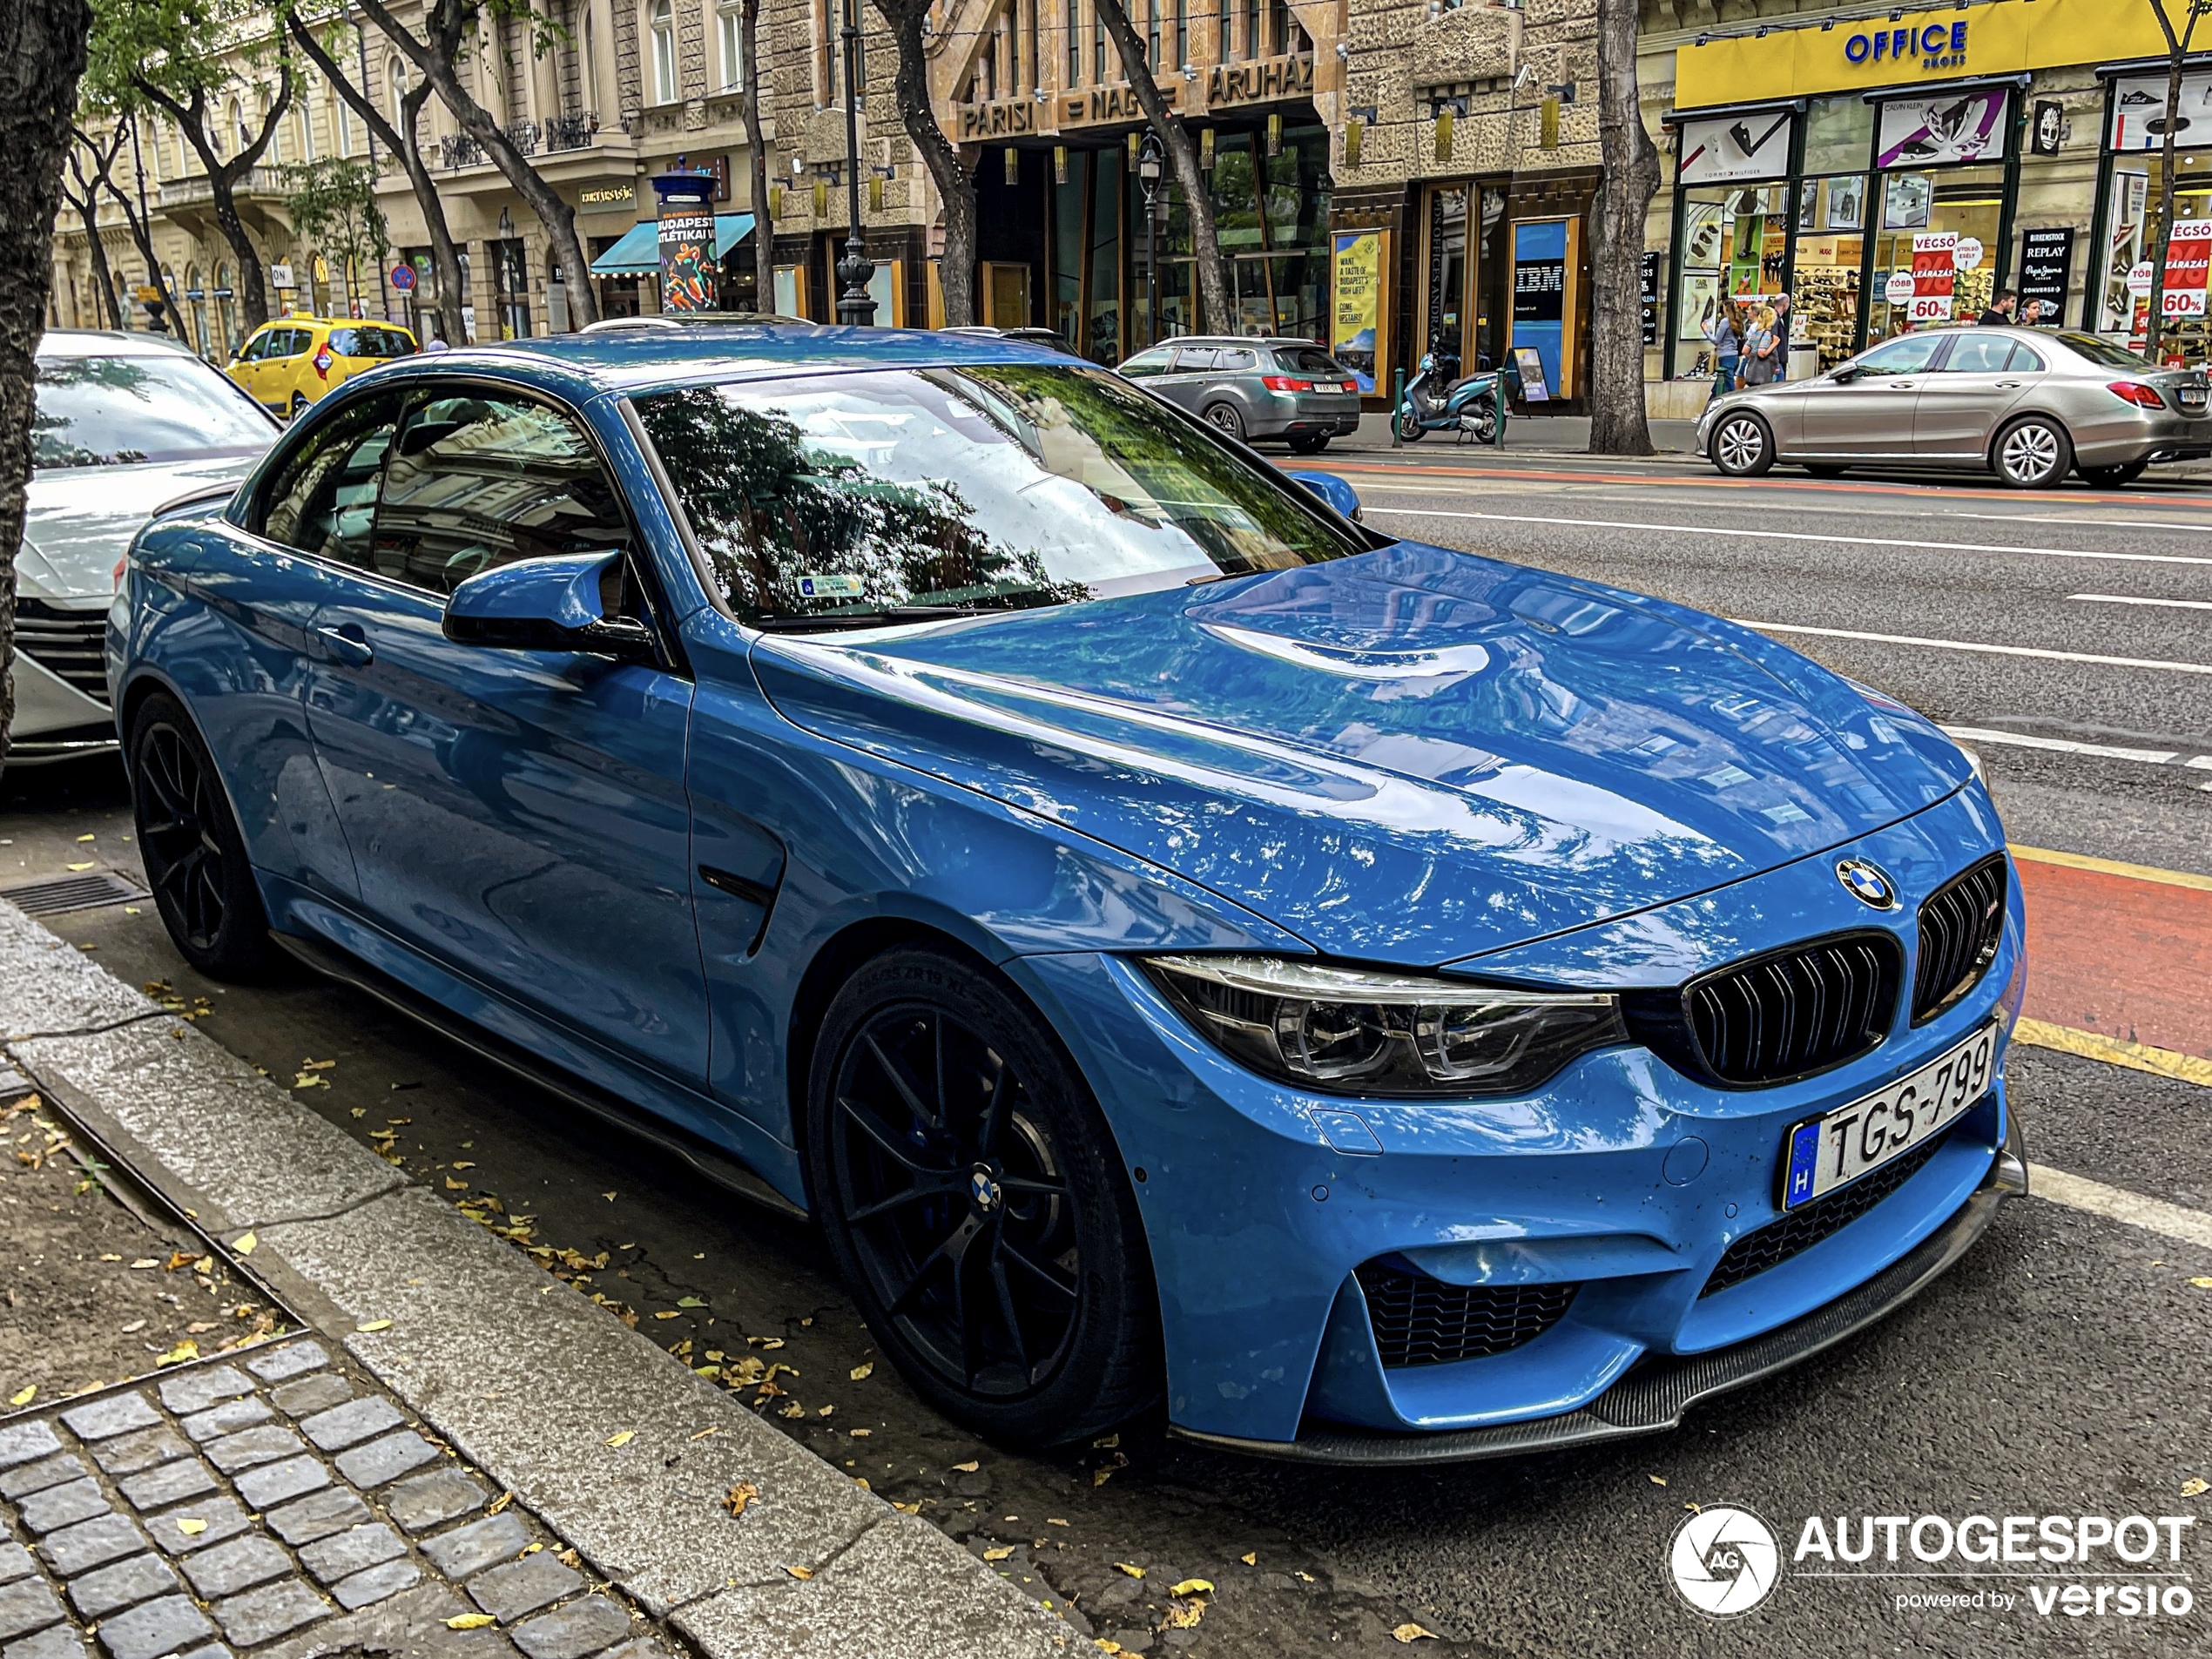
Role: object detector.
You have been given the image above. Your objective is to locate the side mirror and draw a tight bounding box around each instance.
[442,550,657,662]
[1286,469,1361,523]
[1830,365,1863,384]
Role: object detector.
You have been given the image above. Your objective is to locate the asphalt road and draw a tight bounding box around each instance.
[4,454,2209,1656]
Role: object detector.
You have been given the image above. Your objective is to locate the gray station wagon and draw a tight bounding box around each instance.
[1117,336,1363,452]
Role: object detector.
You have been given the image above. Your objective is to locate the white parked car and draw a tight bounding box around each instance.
[13,331,278,766]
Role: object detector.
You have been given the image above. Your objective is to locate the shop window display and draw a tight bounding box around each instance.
[1794,174,1865,370]
[1866,167,2002,341]
[2097,153,2212,361]
[1675,185,1786,367]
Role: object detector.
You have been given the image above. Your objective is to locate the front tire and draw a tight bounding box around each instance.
[289,392,309,420]
[127,693,275,981]
[1709,410,1776,476]
[806,948,1159,1447]
[1993,415,2072,489]
[2080,459,2148,488]
[1202,401,1246,442]
[1393,406,1426,442]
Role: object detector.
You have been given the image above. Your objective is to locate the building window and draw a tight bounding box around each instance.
[334,94,353,157]
[651,0,677,104]
[296,91,316,161]
[718,0,745,91]
[1066,0,1079,85]
[389,57,408,128]
[1145,0,1158,67]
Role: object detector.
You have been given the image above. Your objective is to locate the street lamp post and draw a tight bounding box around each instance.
[1137,131,1163,350]
[833,0,876,324]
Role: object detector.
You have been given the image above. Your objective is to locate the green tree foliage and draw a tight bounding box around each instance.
[280,154,388,301]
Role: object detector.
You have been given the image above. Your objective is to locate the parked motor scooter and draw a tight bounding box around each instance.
[1394,350,1508,444]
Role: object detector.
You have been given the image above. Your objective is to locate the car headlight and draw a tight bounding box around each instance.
[1955,739,2002,815]
[1140,954,1628,1097]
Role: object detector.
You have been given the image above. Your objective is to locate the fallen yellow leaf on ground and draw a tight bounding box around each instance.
[2184,1478,2209,1498]
[786,1565,814,1580]
[446,1614,496,1629]
[8,1386,34,1406]
[724,1480,759,1517]
[953,1460,980,1473]
[1161,1599,1204,1629]
[653,1311,680,1321]
[983,1546,1015,1561]
[604,1430,636,1447]
[1091,1467,1115,1487]
[155,1340,199,1366]
[1649,1474,1668,1487]
[232,1231,256,1256]
[1392,1624,1439,1643]
[2192,1278,2212,1289]
[1114,1562,1144,1578]
[66,861,94,872]
[850,1362,874,1381]
[177,1519,209,1536]
[1240,1552,1258,1566]
[1170,1579,1213,1596]
[1048,1519,1069,1527]
[357,1319,392,1333]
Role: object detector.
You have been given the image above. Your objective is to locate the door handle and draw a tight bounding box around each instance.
[1994,380,2024,388]
[314,624,374,666]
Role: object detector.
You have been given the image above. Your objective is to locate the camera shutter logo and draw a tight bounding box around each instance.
[1669,1505,1781,1617]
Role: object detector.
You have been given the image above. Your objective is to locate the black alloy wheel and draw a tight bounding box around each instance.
[1203,401,1246,442]
[807,948,1158,1446]
[128,694,274,980]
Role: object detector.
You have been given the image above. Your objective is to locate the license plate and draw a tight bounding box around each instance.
[1779,1020,2000,1210]
[2182,387,2206,410]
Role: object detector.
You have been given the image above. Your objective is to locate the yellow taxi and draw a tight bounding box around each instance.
[226,315,417,417]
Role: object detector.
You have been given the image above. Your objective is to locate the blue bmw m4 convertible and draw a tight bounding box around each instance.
[108,326,2025,1460]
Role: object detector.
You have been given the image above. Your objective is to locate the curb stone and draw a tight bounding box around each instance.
[0,900,1070,1657]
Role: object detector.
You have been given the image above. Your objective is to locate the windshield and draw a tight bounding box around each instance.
[33,354,275,469]
[2057,332,2152,370]
[634,364,1371,629]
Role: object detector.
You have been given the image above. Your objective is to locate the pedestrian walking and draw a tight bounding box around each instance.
[2020,296,2047,327]
[1707,301,1741,396]
[1770,293,1793,381]
[1978,291,2018,325]
[1740,305,1781,388]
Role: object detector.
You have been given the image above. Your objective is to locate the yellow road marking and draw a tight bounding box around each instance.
[2013,1018,2212,1089]
[2006,843,2212,893]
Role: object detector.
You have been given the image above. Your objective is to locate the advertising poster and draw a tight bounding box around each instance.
[1909,231,1958,324]
[658,211,718,312]
[2108,73,2212,152]
[1883,172,1932,231]
[1641,251,1661,347]
[1677,112,1793,185]
[1510,217,1578,401]
[2102,172,2149,334]
[1330,230,1389,395]
[2162,219,2212,317]
[2018,226,2073,320]
[1877,91,2007,169]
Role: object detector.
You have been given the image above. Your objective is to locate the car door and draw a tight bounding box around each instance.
[1915,332,2038,457]
[299,381,709,1083]
[227,329,270,402]
[264,327,309,410]
[1799,333,1951,457]
[1153,346,1219,413]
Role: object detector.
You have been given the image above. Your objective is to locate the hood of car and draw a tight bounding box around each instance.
[752,543,1970,966]
[20,455,256,599]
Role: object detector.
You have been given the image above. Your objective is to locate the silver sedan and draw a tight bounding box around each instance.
[1699,325,2212,488]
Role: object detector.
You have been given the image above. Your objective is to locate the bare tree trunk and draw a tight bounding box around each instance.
[100,118,188,336]
[357,0,600,327]
[0,0,93,768]
[1587,0,1658,455]
[285,14,466,343]
[138,71,294,335]
[873,0,973,326]
[1093,0,1228,334]
[740,0,772,311]
[62,144,125,327]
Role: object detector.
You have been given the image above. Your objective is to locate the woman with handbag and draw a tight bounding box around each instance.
[1740,305,1780,387]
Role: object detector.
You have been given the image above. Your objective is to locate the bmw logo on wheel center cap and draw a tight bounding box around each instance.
[970,1167,1001,1212]
[1836,858,1898,910]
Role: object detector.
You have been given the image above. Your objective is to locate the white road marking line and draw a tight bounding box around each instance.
[2027,1163,2212,1251]
[2069,592,2212,610]
[1359,504,2212,567]
[1957,514,2212,531]
[1939,725,2182,765]
[1733,619,2212,676]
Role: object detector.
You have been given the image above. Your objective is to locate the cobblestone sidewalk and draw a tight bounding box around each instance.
[0,1340,676,1659]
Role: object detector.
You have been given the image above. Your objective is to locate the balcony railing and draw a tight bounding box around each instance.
[440,112,600,171]
[157,166,287,210]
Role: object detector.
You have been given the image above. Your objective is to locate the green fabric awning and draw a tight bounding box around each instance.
[589,214,758,275]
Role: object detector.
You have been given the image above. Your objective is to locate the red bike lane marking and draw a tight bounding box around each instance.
[2016,856,2212,1062]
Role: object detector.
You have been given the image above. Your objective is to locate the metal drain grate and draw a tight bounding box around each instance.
[1,869,145,916]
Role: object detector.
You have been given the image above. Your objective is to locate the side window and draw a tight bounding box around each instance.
[260,392,404,568]
[236,332,270,363]
[2006,341,2047,373]
[1943,334,2016,374]
[279,328,311,357]
[1854,335,1944,376]
[1119,347,1174,379]
[371,391,632,596]
[1170,347,1218,373]
[1216,349,1257,372]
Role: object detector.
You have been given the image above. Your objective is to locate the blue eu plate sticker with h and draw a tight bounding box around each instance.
[1784,1122,1822,1208]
